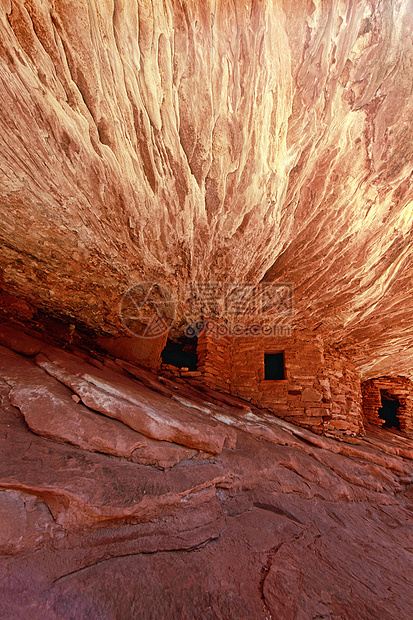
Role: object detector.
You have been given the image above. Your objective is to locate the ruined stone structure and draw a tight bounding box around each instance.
[362,377,413,433]
[195,325,364,438]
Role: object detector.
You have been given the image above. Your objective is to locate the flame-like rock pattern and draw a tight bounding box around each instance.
[1,1,413,377]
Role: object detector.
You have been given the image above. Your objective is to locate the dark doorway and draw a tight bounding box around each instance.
[378,390,400,429]
[264,352,285,381]
[161,336,198,371]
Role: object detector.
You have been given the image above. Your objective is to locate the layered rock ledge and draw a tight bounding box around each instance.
[0,325,412,618]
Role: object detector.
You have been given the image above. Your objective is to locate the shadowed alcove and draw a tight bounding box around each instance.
[362,377,413,433]
[161,336,198,371]
[378,391,401,429]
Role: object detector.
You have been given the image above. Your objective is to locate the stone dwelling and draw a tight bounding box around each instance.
[161,324,413,439]
[362,377,413,433]
[163,324,365,438]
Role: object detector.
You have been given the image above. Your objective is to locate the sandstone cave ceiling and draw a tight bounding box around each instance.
[0,0,413,379]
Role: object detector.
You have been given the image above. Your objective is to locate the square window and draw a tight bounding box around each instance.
[264,352,285,380]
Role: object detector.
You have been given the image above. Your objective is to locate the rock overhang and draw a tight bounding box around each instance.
[0,1,412,379]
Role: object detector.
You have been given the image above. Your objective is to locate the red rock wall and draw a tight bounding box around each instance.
[196,328,365,437]
[99,333,169,372]
[362,377,413,432]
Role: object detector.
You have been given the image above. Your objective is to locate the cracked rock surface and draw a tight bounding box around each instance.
[1,325,413,618]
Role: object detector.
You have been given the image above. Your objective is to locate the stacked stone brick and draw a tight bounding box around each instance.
[362,376,413,432]
[196,328,231,393]
[158,327,413,439]
[159,363,202,380]
[322,350,364,437]
[194,326,365,438]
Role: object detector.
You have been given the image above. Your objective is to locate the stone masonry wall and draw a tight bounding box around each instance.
[196,327,365,438]
[362,376,413,432]
[228,331,326,433]
[196,327,231,393]
[322,349,364,437]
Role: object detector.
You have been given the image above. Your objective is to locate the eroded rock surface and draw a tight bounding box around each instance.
[1,328,413,618]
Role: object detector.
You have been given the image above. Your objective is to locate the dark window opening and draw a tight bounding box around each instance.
[378,390,400,429]
[264,352,285,381]
[161,336,198,371]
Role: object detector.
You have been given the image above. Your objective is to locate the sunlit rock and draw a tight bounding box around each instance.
[1,1,413,379]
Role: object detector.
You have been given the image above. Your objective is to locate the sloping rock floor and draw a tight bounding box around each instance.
[0,323,412,619]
